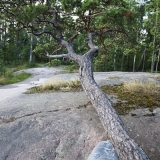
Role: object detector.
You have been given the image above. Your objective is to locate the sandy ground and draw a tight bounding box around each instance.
[0,66,160,160]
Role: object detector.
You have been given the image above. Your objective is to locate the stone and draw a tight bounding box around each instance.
[88,141,119,160]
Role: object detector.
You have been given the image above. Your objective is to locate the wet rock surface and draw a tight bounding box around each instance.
[0,67,160,160]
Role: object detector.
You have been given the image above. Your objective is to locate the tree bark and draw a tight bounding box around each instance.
[114,52,116,71]
[121,54,124,71]
[61,33,150,160]
[151,1,159,73]
[142,49,146,72]
[156,49,160,72]
[133,54,136,72]
[137,48,146,72]
[45,51,68,59]
[29,34,33,63]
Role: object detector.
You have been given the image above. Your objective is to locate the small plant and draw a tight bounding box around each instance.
[66,63,79,73]
[5,70,14,78]
[0,57,6,76]
[51,59,61,66]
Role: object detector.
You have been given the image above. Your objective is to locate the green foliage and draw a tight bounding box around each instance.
[44,59,61,67]
[50,59,61,66]
[66,62,79,73]
[61,0,82,12]
[0,53,6,75]
[0,72,31,85]
[5,70,14,78]
[11,4,47,22]
[1,0,160,73]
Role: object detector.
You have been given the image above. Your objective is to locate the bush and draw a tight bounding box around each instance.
[51,59,61,66]
[66,63,79,73]
[0,72,31,85]
[0,58,6,76]
[5,70,14,78]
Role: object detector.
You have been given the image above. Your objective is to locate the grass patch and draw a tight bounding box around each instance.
[123,79,160,94]
[149,76,160,82]
[0,72,31,85]
[101,79,160,115]
[26,78,83,94]
[108,76,120,80]
[13,63,40,71]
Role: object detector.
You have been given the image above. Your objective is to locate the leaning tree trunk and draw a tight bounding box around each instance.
[79,52,150,160]
[58,35,150,160]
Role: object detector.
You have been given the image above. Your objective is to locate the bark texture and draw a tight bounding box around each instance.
[61,33,150,160]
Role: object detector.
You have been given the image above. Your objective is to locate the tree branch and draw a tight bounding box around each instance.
[61,40,82,65]
[44,51,68,59]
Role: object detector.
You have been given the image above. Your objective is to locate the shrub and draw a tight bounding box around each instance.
[0,72,31,85]
[123,79,160,94]
[5,70,14,78]
[51,59,61,66]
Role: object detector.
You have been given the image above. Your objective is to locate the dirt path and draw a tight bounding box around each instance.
[0,66,65,102]
[0,68,160,160]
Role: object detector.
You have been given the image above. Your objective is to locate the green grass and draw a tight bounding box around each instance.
[12,63,40,71]
[0,72,31,85]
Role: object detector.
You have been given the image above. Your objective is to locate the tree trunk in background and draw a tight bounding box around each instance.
[133,54,136,72]
[151,52,156,73]
[156,49,160,72]
[137,48,146,71]
[61,34,150,160]
[127,55,130,71]
[142,49,146,72]
[29,34,33,63]
[121,54,124,71]
[114,53,116,71]
[151,1,159,73]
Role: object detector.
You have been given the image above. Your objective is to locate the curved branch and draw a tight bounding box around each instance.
[61,40,82,65]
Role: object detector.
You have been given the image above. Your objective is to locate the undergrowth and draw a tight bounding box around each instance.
[0,72,31,85]
[26,78,83,94]
[101,80,160,115]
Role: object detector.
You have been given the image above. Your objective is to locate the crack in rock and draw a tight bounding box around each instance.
[0,109,59,124]
[0,102,92,125]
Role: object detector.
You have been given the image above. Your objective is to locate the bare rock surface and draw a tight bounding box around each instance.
[0,92,107,160]
[0,67,160,160]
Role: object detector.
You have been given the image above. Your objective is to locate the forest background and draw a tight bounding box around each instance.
[0,0,160,75]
